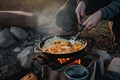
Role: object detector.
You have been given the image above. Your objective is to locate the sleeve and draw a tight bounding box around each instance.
[80,0,88,5]
[101,0,120,20]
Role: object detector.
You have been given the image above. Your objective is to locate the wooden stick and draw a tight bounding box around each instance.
[99,57,104,76]
[87,61,94,69]
[90,61,97,80]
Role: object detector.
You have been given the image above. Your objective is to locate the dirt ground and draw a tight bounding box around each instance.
[0,0,118,54]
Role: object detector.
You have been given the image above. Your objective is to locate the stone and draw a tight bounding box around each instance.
[0,65,9,74]
[21,41,28,47]
[96,50,112,60]
[0,28,17,48]
[10,27,28,40]
[0,26,4,29]
[108,57,120,75]
[13,47,22,53]
[17,46,39,68]
[0,55,4,67]
[0,11,37,30]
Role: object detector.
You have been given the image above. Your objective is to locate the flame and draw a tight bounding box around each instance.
[58,58,81,65]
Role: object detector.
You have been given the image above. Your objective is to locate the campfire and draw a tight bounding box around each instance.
[35,35,85,66]
[0,0,120,80]
[58,58,81,64]
[32,37,120,80]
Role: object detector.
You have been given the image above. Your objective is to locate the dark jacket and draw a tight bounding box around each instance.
[81,0,120,19]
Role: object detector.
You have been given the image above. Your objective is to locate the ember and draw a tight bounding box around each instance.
[58,58,81,64]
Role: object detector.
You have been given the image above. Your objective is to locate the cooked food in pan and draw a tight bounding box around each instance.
[42,36,87,54]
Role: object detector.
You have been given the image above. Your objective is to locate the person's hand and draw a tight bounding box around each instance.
[75,1,86,23]
[83,10,102,30]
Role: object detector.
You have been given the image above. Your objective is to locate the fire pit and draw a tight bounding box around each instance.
[32,37,97,80]
[31,36,120,80]
[4,36,119,80]
[33,35,91,70]
[32,51,96,80]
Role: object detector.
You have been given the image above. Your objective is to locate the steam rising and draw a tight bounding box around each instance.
[0,0,66,37]
[35,1,65,38]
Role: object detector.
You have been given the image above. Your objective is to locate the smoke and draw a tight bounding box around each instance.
[0,0,65,29]
[35,1,65,38]
[36,1,64,25]
[0,0,66,37]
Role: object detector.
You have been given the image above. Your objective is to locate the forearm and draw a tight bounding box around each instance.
[101,0,120,20]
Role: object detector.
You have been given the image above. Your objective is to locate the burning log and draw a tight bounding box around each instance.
[20,73,37,80]
[58,58,81,65]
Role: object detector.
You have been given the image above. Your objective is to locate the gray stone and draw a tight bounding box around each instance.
[17,46,38,68]
[0,28,17,48]
[10,27,28,40]
[0,65,9,74]
[21,41,28,47]
[27,42,34,46]
[13,47,22,53]
[108,57,120,75]
[0,55,4,67]
[0,26,3,29]
[96,50,112,60]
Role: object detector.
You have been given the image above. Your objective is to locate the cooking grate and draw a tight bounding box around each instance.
[33,51,88,70]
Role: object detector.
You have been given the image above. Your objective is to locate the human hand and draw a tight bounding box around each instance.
[83,10,102,30]
[75,1,86,23]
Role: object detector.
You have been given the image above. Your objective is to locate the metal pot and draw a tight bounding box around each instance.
[64,65,89,80]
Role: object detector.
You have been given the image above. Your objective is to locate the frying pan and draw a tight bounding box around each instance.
[34,35,87,58]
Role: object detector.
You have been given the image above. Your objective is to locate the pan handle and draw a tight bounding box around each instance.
[34,45,42,53]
